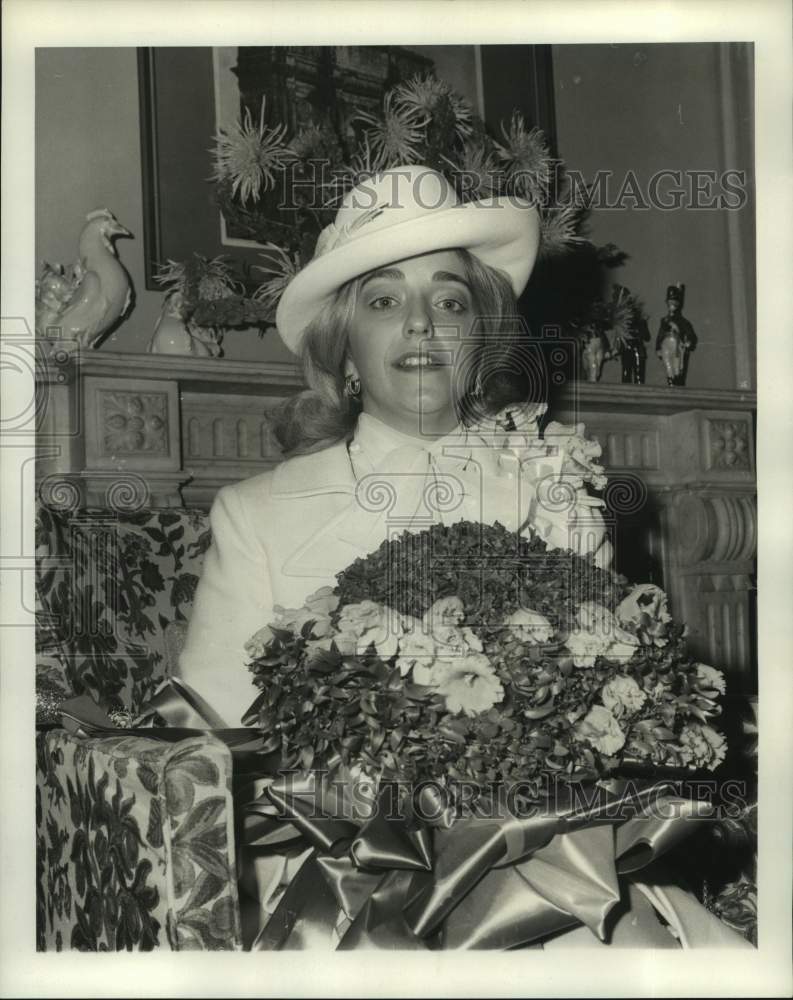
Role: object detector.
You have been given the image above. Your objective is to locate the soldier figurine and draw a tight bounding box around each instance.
[619,325,648,384]
[656,283,698,387]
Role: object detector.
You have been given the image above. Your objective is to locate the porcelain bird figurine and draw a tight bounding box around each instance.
[36,208,133,348]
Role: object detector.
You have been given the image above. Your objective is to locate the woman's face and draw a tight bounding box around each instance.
[346,249,475,438]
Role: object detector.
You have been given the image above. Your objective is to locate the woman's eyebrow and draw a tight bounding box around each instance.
[361,267,404,288]
[432,270,472,291]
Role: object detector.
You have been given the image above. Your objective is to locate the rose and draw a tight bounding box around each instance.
[273,585,339,640]
[434,652,504,717]
[504,608,554,644]
[305,586,339,618]
[676,723,727,770]
[244,625,275,660]
[335,600,405,658]
[576,704,626,755]
[601,675,646,718]
[616,584,672,646]
[693,663,726,696]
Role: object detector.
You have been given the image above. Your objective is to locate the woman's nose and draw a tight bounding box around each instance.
[404,298,434,338]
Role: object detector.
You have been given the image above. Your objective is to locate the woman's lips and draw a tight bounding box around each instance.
[392,351,450,370]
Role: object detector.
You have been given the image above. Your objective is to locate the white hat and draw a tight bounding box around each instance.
[275,164,540,353]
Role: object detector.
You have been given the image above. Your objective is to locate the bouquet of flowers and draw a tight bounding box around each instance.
[243,524,727,806]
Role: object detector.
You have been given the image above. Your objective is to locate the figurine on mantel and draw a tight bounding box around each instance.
[656,283,697,386]
[35,208,133,349]
[149,255,244,358]
[579,327,612,382]
[610,285,650,385]
[149,290,222,357]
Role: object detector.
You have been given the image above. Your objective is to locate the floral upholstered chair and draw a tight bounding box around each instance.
[35,503,244,951]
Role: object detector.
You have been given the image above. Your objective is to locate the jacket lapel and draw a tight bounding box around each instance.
[272,441,369,579]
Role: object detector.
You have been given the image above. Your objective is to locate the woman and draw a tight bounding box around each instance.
[177,165,748,951]
[179,165,611,726]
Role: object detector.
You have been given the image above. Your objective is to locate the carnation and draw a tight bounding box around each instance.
[504,608,555,644]
[601,676,646,718]
[576,705,626,755]
[694,663,726,696]
[676,723,727,770]
[616,584,672,646]
[564,602,639,667]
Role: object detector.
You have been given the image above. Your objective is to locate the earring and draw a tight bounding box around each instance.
[344,373,361,398]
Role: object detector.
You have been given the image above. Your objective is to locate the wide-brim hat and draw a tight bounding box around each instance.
[275,164,541,354]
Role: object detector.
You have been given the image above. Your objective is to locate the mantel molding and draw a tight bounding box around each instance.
[36,345,304,395]
[554,382,756,415]
[37,346,757,412]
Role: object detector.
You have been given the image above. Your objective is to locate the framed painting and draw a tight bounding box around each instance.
[137,45,556,291]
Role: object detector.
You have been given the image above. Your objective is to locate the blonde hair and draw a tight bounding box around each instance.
[272,249,536,456]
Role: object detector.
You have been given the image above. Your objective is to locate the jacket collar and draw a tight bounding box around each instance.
[271,439,356,498]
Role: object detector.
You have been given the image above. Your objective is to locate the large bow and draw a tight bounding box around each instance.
[241,767,728,951]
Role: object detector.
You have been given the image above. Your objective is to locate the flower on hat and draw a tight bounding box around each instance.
[576,704,626,755]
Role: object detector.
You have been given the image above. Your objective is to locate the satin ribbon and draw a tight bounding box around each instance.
[59,683,264,752]
[248,768,716,951]
[59,685,737,951]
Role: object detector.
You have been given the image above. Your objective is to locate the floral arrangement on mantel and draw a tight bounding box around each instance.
[569,280,650,367]
[188,73,597,330]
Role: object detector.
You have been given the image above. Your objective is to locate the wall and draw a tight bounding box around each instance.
[552,43,755,390]
[36,45,756,386]
[35,47,295,363]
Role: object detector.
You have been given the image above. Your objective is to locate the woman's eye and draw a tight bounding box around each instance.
[436,297,468,314]
[369,295,399,310]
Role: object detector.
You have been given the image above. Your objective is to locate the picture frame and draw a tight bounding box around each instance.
[137,45,556,291]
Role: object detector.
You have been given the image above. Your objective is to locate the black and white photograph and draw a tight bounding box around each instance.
[1,0,791,996]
